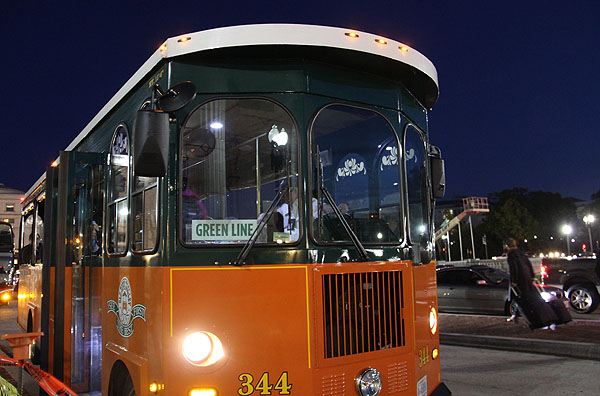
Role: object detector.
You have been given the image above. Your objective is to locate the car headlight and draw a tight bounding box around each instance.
[355,368,382,396]
[540,291,552,302]
[182,331,224,366]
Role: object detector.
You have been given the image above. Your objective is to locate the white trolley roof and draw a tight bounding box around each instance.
[27,24,439,197]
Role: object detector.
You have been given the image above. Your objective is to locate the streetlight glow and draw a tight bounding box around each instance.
[583,214,595,254]
[562,224,572,256]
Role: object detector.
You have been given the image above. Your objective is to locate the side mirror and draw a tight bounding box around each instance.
[132,81,197,177]
[132,110,170,177]
[428,145,445,199]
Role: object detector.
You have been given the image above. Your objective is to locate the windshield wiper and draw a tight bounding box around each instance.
[315,146,369,262]
[232,184,285,266]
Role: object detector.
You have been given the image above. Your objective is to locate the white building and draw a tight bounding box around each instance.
[0,183,24,247]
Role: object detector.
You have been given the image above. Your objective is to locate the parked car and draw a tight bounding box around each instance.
[437,265,567,315]
[541,257,600,314]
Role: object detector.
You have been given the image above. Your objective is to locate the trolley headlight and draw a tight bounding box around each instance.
[429,307,438,335]
[1,292,10,302]
[182,331,224,366]
[355,368,382,396]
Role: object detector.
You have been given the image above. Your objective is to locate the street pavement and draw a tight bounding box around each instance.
[441,344,600,395]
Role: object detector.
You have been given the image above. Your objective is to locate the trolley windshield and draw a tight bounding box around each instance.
[311,105,403,244]
[179,98,299,245]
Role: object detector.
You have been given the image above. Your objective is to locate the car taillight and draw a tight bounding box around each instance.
[540,265,548,280]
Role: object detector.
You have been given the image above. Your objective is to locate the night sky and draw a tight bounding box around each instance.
[2,1,598,200]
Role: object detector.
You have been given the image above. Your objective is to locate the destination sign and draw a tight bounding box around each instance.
[191,219,258,241]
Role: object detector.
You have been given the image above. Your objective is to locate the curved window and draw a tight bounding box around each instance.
[404,125,431,245]
[108,124,129,254]
[180,98,299,245]
[311,105,402,244]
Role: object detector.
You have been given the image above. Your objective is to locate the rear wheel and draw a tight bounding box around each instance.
[567,284,599,314]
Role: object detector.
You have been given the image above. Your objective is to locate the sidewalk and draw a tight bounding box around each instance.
[0,301,38,396]
[440,313,600,360]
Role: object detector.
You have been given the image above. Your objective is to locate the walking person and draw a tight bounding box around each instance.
[505,237,535,322]
[505,237,558,329]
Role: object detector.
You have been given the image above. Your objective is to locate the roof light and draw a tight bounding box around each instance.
[345,32,359,38]
[178,36,191,43]
[159,44,167,52]
[399,46,409,52]
[375,38,387,45]
[51,161,59,167]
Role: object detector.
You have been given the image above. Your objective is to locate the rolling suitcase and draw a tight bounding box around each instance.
[512,286,558,330]
[536,283,572,325]
[548,299,572,324]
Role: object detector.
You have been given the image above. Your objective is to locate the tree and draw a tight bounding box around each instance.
[476,188,578,256]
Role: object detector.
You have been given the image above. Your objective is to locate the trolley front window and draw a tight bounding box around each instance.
[404,125,431,245]
[311,105,403,244]
[180,98,299,245]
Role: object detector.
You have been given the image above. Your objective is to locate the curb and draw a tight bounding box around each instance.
[440,332,600,361]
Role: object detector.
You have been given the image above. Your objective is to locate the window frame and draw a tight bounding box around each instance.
[106,123,130,257]
[177,95,302,248]
[308,102,406,247]
[130,176,160,254]
[402,123,433,246]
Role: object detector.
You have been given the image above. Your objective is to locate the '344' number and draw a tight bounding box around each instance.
[238,372,292,395]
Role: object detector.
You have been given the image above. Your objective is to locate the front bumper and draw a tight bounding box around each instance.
[431,381,452,396]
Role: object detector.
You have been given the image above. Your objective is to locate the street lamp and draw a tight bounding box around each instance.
[561,224,572,256]
[583,215,595,254]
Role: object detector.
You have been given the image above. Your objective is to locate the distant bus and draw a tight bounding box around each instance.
[20,24,449,396]
[0,221,14,288]
[0,221,13,265]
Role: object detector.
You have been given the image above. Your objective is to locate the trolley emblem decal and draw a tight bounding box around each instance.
[107,277,146,338]
[335,157,366,181]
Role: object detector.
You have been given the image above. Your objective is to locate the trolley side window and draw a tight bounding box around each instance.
[180,98,299,245]
[311,105,403,244]
[131,176,158,252]
[19,204,36,264]
[108,124,129,255]
[404,125,431,245]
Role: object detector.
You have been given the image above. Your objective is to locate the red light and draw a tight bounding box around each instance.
[540,265,548,279]
[582,243,587,252]
[19,196,25,202]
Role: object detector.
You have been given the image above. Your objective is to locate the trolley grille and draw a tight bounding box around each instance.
[322,271,405,358]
